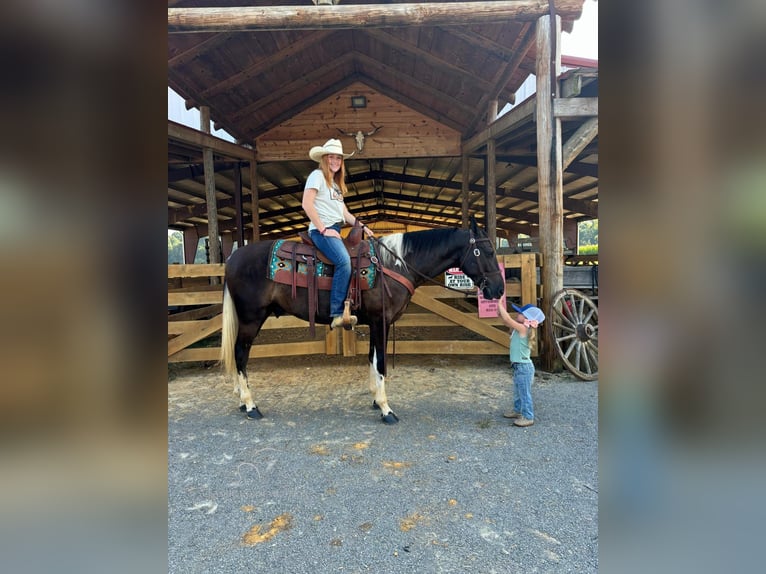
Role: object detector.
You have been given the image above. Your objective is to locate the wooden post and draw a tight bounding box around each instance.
[233,162,244,249]
[182,227,198,264]
[485,139,497,246]
[535,14,563,371]
[461,152,470,229]
[200,106,222,277]
[249,148,260,243]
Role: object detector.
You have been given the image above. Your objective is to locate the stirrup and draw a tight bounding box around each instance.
[330,315,357,330]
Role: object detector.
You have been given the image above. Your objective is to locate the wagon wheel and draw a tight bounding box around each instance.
[548,289,598,381]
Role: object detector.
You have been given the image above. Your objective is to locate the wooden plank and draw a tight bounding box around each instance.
[168,120,253,161]
[520,253,538,306]
[553,97,598,119]
[168,2,586,33]
[168,264,226,278]
[168,304,222,322]
[562,117,598,170]
[168,314,221,357]
[354,340,507,355]
[168,291,223,306]
[462,96,536,153]
[342,328,356,357]
[411,291,508,347]
[168,341,329,363]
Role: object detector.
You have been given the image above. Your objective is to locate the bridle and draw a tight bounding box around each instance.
[457,232,503,293]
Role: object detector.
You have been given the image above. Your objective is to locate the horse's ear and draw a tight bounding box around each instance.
[469,215,479,234]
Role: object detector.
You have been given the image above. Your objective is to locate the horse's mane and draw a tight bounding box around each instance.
[377,228,459,271]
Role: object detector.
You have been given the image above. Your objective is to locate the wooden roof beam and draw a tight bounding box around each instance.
[201,31,335,100]
[353,52,476,118]
[168,120,254,161]
[232,52,355,123]
[466,23,536,135]
[362,29,495,94]
[168,2,585,34]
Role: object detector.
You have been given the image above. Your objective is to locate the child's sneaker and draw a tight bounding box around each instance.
[503,410,522,419]
[513,417,534,427]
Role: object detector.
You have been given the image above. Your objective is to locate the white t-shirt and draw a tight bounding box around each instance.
[305,169,345,231]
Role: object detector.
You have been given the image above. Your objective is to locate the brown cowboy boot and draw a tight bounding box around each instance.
[331,300,357,330]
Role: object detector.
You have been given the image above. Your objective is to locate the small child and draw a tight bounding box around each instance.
[497,302,546,427]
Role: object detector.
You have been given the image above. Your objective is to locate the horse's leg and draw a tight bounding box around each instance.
[368,320,399,424]
[234,331,264,419]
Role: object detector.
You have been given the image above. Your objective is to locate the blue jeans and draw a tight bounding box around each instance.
[511,362,535,420]
[309,225,351,317]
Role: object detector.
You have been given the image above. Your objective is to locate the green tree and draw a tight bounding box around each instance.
[578,220,598,251]
[168,230,184,263]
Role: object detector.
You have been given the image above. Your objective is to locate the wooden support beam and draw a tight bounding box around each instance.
[200,107,221,269]
[553,97,598,119]
[562,117,598,170]
[485,139,497,245]
[461,153,470,229]
[463,96,536,153]
[250,149,260,243]
[536,14,564,371]
[168,120,253,161]
[168,2,585,33]
[233,162,244,248]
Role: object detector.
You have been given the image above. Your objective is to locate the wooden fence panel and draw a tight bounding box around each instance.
[167,253,542,362]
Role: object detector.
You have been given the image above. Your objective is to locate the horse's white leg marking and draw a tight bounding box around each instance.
[368,348,391,415]
[237,372,256,411]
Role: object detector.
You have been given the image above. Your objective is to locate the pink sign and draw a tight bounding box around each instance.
[477,262,506,318]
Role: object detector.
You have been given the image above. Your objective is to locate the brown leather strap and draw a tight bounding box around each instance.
[380,267,414,295]
[290,242,298,300]
[306,252,317,337]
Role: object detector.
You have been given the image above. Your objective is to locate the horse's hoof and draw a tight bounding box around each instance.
[372,400,381,410]
[246,406,264,419]
[381,412,399,424]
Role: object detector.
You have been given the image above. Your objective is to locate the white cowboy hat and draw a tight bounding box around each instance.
[309,138,354,162]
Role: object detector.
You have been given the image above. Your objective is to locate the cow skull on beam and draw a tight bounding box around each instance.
[337,123,382,153]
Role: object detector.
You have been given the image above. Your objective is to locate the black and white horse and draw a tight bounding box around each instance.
[220,218,505,423]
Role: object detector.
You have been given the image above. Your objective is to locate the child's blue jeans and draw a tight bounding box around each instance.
[512,362,535,420]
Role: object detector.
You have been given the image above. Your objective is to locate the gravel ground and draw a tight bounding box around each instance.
[168,354,598,573]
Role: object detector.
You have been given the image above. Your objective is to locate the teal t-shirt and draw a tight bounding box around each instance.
[510,330,532,363]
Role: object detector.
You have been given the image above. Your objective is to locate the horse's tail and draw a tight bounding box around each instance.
[220,282,239,378]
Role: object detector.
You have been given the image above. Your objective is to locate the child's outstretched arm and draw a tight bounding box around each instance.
[497,304,529,337]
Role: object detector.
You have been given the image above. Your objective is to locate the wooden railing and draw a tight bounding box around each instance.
[168,253,542,363]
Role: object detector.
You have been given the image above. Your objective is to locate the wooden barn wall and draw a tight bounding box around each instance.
[255,82,460,161]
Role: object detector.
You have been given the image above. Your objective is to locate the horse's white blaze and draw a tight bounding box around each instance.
[368,349,391,415]
[237,372,256,411]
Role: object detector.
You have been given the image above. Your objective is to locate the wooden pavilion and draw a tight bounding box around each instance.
[167,1,598,369]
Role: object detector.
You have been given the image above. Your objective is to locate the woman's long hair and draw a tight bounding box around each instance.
[319,155,348,195]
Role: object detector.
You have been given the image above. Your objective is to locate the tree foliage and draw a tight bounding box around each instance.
[168,230,208,263]
[578,220,598,252]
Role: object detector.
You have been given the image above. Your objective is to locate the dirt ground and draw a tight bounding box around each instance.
[168,352,598,573]
[168,352,580,420]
